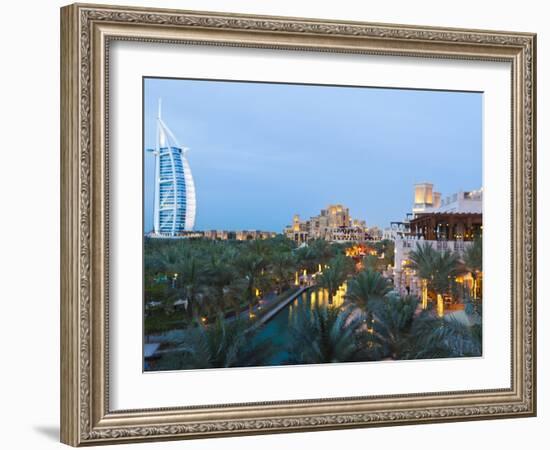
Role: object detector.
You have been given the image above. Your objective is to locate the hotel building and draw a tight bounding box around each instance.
[146,229,276,241]
[147,100,196,237]
[203,230,277,241]
[284,204,376,244]
[389,183,482,298]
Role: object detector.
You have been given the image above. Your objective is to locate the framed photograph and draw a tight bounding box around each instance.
[60,3,536,446]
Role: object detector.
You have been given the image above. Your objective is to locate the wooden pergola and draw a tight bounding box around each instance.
[408,213,482,241]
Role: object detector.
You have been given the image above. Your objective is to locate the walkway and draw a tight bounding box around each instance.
[249,285,310,331]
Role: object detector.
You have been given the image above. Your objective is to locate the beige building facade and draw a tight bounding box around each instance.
[284,204,376,244]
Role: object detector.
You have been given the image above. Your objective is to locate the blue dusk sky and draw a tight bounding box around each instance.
[143,78,482,233]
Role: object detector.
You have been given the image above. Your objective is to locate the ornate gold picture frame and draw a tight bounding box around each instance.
[60,3,536,446]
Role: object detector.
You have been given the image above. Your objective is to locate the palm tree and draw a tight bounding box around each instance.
[346,269,392,311]
[235,252,267,315]
[195,291,222,319]
[294,245,319,274]
[144,251,167,279]
[410,314,482,359]
[270,252,297,293]
[372,239,395,269]
[159,242,187,272]
[317,255,351,304]
[407,242,462,314]
[462,236,483,299]
[362,254,384,272]
[431,249,462,294]
[161,317,275,369]
[407,242,437,283]
[203,252,237,313]
[269,234,296,252]
[310,239,334,266]
[361,294,420,360]
[285,303,364,364]
[173,256,204,321]
[214,277,248,318]
[248,238,272,260]
[463,291,483,318]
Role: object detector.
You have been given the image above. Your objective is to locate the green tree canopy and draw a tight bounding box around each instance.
[286,303,364,364]
[407,242,462,297]
[346,268,392,312]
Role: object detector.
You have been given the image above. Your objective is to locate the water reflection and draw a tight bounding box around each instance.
[288,282,347,316]
[257,282,348,365]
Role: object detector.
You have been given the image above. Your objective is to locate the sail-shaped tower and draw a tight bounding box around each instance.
[148,99,196,236]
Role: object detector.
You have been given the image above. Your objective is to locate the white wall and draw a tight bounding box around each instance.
[0,0,546,449]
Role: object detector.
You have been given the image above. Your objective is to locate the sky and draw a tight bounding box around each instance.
[143,77,482,233]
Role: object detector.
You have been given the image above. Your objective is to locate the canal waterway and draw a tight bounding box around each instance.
[146,283,348,370]
[255,283,347,365]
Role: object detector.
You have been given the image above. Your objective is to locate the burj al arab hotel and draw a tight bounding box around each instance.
[147,100,196,236]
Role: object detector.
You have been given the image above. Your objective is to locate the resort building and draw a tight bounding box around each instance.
[413,182,441,213]
[393,236,476,298]
[388,183,483,240]
[203,230,276,241]
[234,230,277,241]
[284,204,378,244]
[147,229,277,241]
[147,99,196,237]
[388,183,483,299]
[408,212,482,241]
[383,227,399,240]
[412,182,482,215]
[326,226,370,243]
[367,226,383,240]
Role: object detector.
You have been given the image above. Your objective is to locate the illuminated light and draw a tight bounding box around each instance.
[303,269,307,277]
[318,264,322,273]
[255,288,260,298]
[249,312,256,319]
[421,279,428,309]
[437,294,444,317]
[295,272,299,286]
[201,317,207,323]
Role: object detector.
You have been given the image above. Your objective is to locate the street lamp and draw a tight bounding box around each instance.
[172,273,178,288]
